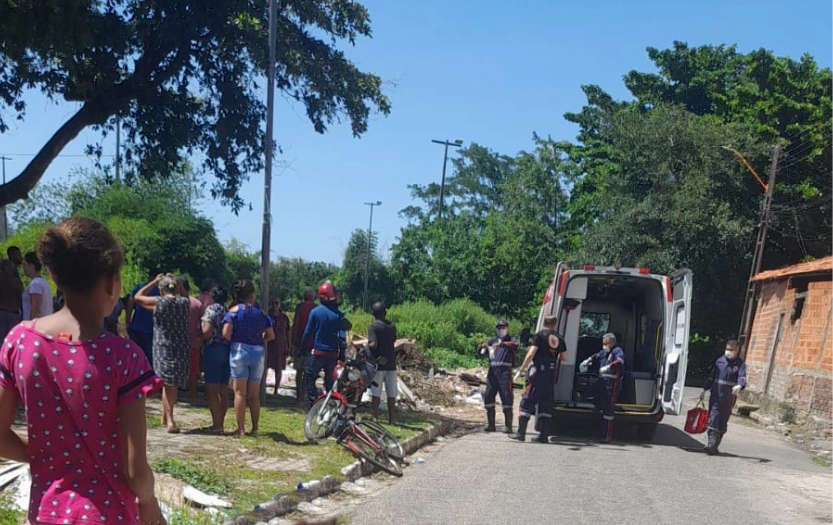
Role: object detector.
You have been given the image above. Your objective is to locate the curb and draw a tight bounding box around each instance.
[224,418,453,525]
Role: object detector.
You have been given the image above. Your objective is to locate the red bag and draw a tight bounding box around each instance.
[685,401,709,434]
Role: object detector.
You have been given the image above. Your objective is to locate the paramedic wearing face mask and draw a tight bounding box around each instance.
[510,315,566,443]
[699,339,746,455]
[477,320,519,433]
[580,332,625,443]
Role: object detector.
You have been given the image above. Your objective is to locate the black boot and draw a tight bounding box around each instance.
[535,417,550,443]
[503,409,513,434]
[485,407,497,432]
[705,430,718,455]
[509,416,528,442]
[714,432,723,455]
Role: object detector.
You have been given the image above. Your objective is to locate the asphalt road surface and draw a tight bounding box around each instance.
[345,389,832,525]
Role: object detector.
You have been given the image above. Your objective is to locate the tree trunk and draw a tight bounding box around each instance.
[0,102,101,207]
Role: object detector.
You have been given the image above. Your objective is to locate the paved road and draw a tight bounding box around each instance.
[345,389,832,525]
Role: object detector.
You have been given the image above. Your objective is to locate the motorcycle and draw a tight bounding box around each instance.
[304,344,384,440]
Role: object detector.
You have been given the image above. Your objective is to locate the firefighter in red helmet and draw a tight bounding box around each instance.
[301,281,352,408]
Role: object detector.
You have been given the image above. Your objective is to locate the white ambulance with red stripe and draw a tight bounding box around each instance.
[535,263,693,441]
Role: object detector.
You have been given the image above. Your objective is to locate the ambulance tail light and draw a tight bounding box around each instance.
[558,271,569,296]
[665,276,672,302]
[583,265,596,271]
[638,267,650,274]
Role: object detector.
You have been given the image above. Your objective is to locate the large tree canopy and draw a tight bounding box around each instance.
[0,0,390,209]
[388,42,831,347]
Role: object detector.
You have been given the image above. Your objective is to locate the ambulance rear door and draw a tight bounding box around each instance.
[660,268,693,416]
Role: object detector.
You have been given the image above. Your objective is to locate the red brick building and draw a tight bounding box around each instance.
[744,256,832,428]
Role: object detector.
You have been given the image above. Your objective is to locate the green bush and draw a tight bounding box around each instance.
[347,298,525,370]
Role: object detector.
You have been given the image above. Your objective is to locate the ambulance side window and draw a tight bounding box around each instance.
[579,312,610,338]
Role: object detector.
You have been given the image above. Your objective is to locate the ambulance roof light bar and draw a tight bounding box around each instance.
[583,264,596,271]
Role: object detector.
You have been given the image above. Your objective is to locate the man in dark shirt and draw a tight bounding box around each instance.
[368,302,397,425]
[477,320,519,433]
[0,258,23,342]
[510,315,566,443]
[291,287,317,405]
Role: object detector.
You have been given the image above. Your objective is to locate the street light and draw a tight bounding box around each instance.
[431,138,463,220]
[362,201,382,311]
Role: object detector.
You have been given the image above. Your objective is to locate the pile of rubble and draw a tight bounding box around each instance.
[348,334,489,409]
[399,367,489,408]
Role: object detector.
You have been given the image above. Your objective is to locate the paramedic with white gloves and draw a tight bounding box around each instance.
[701,339,746,455]
[580,333,625,443]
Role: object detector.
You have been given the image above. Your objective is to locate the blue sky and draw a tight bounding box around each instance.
[1,0,830,264]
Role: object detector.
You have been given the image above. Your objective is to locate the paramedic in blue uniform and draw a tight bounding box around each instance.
[580,332,624,443]
[509,315,565,443]
[700,339,746,455]
[477,320,519,433]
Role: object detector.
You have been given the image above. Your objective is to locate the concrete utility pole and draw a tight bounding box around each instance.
[260,0,278,402]
[115,116,121,181]
[431,138,463,220]
[737,144,781,358]
[362,201,381,311]
[0,156,10,242]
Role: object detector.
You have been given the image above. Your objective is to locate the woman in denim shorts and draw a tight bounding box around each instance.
[222,280,275,437]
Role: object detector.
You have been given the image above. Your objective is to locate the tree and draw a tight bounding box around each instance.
[225,238,260,285]
[584,42,832,266]
[0,0,390,209]
[269,256,336,304]
[566,104,767,340]
[337,229,392,309]
[391,140,569,319]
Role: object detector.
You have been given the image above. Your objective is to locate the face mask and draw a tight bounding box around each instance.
[602,345,611,353]
[497,328,508,338]
[725,350,736,360]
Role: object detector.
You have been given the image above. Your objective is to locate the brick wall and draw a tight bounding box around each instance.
[745,276,832,426]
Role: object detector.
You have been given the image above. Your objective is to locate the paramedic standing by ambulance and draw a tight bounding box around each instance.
[580,332,624,443]
[700,339,746,455]
[477,320,519,433]
[510,315,565,443]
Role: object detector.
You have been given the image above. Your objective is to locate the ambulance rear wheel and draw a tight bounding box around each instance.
[637,423,657,442]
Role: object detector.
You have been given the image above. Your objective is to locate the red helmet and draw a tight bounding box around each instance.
[318,281,338,302]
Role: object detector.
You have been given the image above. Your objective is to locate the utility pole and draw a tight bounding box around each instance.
[115,116,121,181]
[431,138,463,220]
[0,156,10,241]
[259,0,278,402]
[362,201,381,311]
[737,144,781,358]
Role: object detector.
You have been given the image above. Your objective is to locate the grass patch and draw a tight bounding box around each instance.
[813,456,831,468]
[147,415,162,428]
[0,493,24,525]
[152,457,233,496]
[166,507,225,525]
[152,399,440,514]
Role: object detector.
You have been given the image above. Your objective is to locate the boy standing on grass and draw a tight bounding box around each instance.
[368,302,398,425]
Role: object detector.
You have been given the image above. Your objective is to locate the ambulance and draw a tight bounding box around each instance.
[534,263,693,441]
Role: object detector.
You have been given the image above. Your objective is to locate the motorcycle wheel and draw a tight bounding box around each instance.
[304,397,341,441]
[347,433,403,477]
[356,419,406,460]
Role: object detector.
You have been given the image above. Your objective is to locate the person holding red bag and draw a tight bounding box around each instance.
[699,339,747,455]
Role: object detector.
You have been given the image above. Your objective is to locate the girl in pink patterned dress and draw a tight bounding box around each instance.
[0,217,165,525]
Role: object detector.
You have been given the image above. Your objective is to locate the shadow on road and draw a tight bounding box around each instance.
[540,418,772,463]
